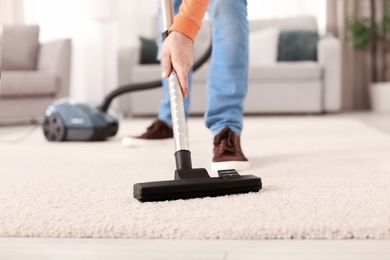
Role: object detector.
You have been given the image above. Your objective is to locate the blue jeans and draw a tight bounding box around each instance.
[157,0,249,136]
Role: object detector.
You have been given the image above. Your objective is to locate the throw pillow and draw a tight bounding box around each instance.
[139,37,159,64]
[3,25,40,70]
[277,30,319,62]
[249,27,280,66]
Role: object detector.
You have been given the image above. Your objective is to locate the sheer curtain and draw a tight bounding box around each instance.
[247,0,327,34]
[0,0,24,25]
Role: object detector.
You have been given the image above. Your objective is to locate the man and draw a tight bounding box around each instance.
[123,0,250,172]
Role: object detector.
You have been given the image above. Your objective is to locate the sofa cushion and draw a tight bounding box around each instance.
[1,72,58,97]
[249,27,280,66]
[278,30,319,61]
[2,25,40,71]
[249,62,322,81]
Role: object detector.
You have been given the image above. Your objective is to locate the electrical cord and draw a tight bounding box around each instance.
[0,120,41,144]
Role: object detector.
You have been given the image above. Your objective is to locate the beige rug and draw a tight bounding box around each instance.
[0,117,389,239]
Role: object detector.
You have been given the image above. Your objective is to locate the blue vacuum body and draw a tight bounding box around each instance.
[43,98,118,141]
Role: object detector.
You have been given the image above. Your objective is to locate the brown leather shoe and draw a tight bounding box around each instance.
[122,119,173,146]
[211,127,250,171]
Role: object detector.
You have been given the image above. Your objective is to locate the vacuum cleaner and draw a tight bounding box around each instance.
[43,0,262,201]
[133,0,262,202]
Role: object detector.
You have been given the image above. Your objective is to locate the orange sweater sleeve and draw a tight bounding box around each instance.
[169,0,210,42]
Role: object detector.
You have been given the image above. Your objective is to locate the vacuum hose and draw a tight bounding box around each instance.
[99,38,212,112]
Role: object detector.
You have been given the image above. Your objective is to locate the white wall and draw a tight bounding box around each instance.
[247,0,327,34]
[116,0,327,38]
[116,0,158,49]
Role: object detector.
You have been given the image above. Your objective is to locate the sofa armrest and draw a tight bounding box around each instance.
[38,39,71,98]
[318,35,342,112]
[0,37,2,73]
[117,44,140,86]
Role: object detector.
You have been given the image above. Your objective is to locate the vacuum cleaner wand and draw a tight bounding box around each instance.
[133,0,262,202]
[160,0,191,169]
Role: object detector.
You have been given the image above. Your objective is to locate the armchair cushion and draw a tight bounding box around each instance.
[2,25,40,71]
[249,27,280,66]
[1,72,57,97]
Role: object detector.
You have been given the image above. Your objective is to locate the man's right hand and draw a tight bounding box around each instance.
[161,31,194,99]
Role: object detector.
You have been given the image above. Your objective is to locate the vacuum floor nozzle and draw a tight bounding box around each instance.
[134,169,262,202]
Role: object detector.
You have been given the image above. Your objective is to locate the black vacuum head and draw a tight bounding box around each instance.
[134,169,262,202]
[43,98,119,141]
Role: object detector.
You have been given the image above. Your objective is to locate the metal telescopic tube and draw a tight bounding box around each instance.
[161,0,174,32]
[161,0,190,153]
[168,72,190,152]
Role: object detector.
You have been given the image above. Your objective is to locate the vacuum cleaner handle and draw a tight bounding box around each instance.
[161,0,190,153]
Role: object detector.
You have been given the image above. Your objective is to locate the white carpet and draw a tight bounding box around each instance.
[0,117,390,239]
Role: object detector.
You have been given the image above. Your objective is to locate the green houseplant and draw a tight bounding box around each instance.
[347,0,390,111]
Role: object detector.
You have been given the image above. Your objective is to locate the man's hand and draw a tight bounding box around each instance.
[161,31,194,98]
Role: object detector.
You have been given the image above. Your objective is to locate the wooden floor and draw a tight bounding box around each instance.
[0,112,389,259]
[0,238,390,260]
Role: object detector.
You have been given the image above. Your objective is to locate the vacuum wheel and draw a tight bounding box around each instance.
[43,115,66,141]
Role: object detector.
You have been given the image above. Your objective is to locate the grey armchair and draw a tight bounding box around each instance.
[0,25,71,124]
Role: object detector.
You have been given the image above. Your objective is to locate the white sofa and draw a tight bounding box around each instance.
[117,16,342,116]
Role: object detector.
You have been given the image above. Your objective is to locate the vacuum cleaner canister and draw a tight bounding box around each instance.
[43,98,119,141]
